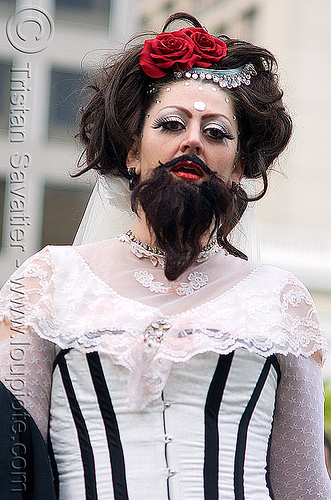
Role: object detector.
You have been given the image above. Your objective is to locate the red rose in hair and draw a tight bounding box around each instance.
[140,30,200,78]
[183,27,227,67]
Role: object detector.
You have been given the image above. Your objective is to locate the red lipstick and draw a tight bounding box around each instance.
[170,161,204,180]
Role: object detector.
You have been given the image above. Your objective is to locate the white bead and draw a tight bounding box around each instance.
[167,469,177,477]
[193,101,206,111]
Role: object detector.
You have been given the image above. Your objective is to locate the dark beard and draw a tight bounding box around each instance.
[131,161,237,281]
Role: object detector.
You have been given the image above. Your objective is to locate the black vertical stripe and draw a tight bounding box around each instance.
[53,348,70,372]
[265,355,280,500]
[87,352,129,500]
[234,357,274,500]
[49,349,70,499]
[265,431,275,500]
[57,355,97,500]
[204,352,234,500]
[270,355,281,383]
[48,437,59,499]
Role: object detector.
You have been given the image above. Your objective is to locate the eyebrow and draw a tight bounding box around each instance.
[158,106,233,126]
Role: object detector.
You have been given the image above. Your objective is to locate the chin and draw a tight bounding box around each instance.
[131,164,235,281]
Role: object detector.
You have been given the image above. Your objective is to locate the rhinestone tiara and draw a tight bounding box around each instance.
[174,63,256,89]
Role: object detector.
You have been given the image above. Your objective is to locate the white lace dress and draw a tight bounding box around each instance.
[0,237,330,499]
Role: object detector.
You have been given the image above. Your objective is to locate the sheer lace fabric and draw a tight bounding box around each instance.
[0,330,54,440]
[0,249,56,439]
[270,354,331,498]
[0,239,328,407]
[0,238,330,497]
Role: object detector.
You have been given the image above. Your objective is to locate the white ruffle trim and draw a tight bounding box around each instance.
[0,245,328,408]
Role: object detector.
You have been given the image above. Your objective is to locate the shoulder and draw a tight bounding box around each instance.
[221,252,307,294]
[256,262,315,305]
[23,237,120,269]
[245,262,319,324]
[238,258,311,295]
[214,256,328,362]
[256,263,327,364]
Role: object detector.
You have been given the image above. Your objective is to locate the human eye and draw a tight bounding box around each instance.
[151,115,186,133]
[203,123,234,142]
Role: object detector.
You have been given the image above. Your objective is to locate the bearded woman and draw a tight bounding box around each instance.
[0,12,330,500]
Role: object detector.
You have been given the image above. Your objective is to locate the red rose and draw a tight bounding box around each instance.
[183,27,227,67]
[140,30,200,78]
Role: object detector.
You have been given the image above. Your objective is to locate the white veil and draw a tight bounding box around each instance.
[74,175,134,245]
[73,174,260,262]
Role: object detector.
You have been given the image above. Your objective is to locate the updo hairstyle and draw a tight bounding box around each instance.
[76,12,292,204]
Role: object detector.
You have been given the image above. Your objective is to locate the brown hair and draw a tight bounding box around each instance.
[76,13,291,189]
[75,12,292,257]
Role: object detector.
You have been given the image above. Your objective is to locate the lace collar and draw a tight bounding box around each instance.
[118,231,223,268]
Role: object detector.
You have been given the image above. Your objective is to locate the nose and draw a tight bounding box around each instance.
[179,124,203,155]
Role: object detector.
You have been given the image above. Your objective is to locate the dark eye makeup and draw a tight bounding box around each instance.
[151,116,186,132]
[151,115,235,142]
[203,123,235,141]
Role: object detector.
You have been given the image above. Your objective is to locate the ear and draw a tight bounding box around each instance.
[126,135,141,175]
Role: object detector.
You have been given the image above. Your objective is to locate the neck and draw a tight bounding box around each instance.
[132,213,155,247]
[131,211,214,250]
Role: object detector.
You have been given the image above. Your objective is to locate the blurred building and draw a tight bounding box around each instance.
[0,0,136,281]
[1,1,330,371]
